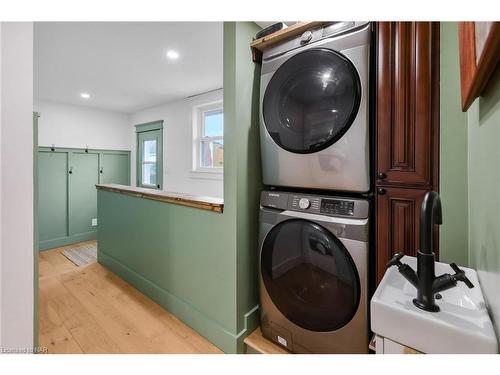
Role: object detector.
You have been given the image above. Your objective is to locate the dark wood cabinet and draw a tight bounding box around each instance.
[375,187,427,282]
[375,22,440,283]
[376,22,439,188]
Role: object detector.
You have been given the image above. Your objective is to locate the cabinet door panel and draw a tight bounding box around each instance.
[69,152,99,236]
[38,151,68,242]
[376,22,438,187]
[376,187,427,283]
[101,153,130,185]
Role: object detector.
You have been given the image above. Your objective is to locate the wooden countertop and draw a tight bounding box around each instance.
[96,184,224,213]
[250,21,329,63]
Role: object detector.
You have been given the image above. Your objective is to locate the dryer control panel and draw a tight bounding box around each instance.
[260,191,369,219]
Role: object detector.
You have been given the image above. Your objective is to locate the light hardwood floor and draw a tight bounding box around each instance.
[244,327,289,354]
[38,240,222,354]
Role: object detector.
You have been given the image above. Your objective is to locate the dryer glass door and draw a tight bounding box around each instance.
[261,219,360,332]
[263,48,361,154]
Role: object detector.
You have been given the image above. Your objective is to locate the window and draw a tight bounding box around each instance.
[135,120,163,189]
[141,139,157,186]
[193,101,223,175]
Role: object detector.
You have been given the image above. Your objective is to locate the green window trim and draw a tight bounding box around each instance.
[135,120,164,133]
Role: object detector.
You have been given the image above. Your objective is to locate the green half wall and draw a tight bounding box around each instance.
[97,22,262,353]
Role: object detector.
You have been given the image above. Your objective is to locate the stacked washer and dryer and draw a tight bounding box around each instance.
[257,22,372,353]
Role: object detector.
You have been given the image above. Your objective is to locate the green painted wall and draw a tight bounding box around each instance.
[97,22,262,353]
[439,22,469,265]
[70,151,100,236]
[467,65,500,340]
[100,152,130,185]
[229,22,263,345]
[440,22,500,340]
[38,147,130,250]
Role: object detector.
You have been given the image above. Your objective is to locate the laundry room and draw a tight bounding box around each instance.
[0,4,499,371]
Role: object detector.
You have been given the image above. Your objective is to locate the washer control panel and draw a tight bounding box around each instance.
[260,191,369,219]
[291,195,320,211]
[320,199,354,216]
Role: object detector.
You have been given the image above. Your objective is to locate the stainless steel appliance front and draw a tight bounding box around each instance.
[258,191,369,353]
[259,22,371,192]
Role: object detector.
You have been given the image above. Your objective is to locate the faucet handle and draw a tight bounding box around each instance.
[387,252,405,268]
[450,263,474,289]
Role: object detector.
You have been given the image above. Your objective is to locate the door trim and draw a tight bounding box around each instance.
[134,120,163,133]
[136,123,163,189]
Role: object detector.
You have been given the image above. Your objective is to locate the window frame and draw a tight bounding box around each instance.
[140,140,158,186]
[135,120,163,190]
[192,101,224,178]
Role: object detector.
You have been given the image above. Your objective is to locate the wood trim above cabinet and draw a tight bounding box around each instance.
[375,22,440,189]
[250,22,328,63]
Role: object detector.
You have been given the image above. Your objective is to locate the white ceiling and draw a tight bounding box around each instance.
[34,22,223,114]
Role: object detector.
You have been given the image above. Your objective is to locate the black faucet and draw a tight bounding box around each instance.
[387,191,474,312]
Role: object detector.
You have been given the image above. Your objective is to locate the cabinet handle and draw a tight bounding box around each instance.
[377,188,386,195]
[100,168,103,174]
[157,184,160,189]
[377,171,387,180]
[69,167,73,175]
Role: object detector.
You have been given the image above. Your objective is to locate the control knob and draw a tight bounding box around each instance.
[300,30,313,44]
[298,198,311,209]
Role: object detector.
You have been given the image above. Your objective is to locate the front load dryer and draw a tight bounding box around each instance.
[260,22,371,192]
[258,190,369,353]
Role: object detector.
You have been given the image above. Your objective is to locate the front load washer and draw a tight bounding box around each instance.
[258,190,369,353]
[260,22,371,192]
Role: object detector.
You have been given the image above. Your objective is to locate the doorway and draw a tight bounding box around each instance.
[135,121,163,190]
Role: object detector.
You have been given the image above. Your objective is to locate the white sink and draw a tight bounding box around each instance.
[371,256,498,353]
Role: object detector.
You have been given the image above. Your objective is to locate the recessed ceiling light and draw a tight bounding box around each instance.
[166,50,180,60]
[80,93,90,99]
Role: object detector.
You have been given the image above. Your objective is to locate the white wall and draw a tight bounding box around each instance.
[130,89,223,198]
[34,99,131,151]
[0,22,34,351]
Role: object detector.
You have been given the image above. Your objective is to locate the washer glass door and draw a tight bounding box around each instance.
[263,48,361,154]
[261,219,360,332]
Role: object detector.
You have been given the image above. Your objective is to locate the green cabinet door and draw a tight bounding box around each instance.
[38,151,68,244]
[69,152,99,236]
[100,152,130,185]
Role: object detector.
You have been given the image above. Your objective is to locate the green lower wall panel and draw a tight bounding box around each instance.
[98,250,259,353]
[38,146,130,251]
[39,231,96,251]
[101,153,130,185]
[97,190,259,353]
[38,151,68,243]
